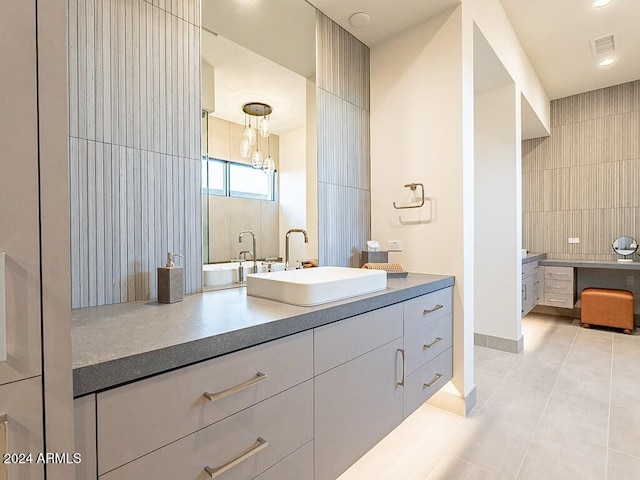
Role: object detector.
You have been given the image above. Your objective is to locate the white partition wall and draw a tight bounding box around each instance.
[474,82,522,352]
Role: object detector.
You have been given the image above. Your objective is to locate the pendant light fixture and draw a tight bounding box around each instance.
[262,134,275,175]
[241,102,273,170]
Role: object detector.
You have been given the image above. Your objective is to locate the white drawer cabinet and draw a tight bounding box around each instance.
[540,266,574,309]
[314,304,403,375]
[97,330,313,474]
[100,380,313,480]
[522,261,541,316]
[402,289,453,418]
[404,349,453,416]
[254,442,314,480]
[78,285,455,480]
[403,288,452,334]
[0,377,44,479]
[403,314,452,376]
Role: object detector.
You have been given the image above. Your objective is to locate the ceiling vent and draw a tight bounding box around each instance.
[590,33,617,57]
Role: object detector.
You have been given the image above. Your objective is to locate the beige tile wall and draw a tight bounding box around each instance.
[205,116,280,263]
[69,0,202,308]
[316,12,371,268]
[523,80,640,261]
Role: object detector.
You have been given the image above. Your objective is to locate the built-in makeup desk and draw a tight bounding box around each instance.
[538,259,640,323]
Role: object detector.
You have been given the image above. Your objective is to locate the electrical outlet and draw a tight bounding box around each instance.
[388,240,403,252]
[568,238,580,244]
[627,276,635,286]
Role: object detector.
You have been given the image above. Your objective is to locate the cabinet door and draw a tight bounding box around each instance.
[0,377,44,479]
[314,338,404,480]
[0,0,42,387]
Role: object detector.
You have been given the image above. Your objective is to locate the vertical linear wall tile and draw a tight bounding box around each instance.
[70,138,80,308]
[78,139,88,307]
[77,0,87,140]
[95,0,104,143]
[317,11,371,267]
[86,0,96,140]
[524,80,640,261]
[70,0,203,306]
[69,0,79,138]
[95,143,105,306]
[103,143,113,304]
[102,0,112,143]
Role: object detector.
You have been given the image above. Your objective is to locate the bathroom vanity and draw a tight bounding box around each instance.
[72,274,453,479]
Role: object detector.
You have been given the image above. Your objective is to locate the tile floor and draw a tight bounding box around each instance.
[338,313,640,480]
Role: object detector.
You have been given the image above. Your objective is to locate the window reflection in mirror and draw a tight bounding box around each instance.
[200,0,316,287]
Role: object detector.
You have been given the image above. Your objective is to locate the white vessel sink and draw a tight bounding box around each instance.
[246,266,387,306]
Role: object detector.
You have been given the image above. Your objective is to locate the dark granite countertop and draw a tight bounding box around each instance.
[72,273,454,397]
[522,253,546,264]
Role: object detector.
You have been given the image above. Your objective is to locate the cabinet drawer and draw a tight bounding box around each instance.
[97,330,313,474]
[403,287,453,335]
[544,278,573,295]
[543,293,574,309]
[100,380,313,480]
[404,314,452,376]
[522,261,538,278]
[314,304,403,375]
[544,266,573,281]
[404,348,453,418]
[255,441,313,480]
[0,377,43,479]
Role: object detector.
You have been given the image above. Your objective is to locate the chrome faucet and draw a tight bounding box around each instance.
[239,230,257,274]
[285,229,309,270]
[237,250,254,284]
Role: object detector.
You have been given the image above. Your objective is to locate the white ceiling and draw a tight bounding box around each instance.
[500,0,640,100]
[309,0,640,100]
[306,0,460,47]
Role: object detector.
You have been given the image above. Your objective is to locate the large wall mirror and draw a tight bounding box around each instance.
[201,0,317,289]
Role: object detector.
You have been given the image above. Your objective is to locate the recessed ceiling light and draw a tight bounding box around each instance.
[593,0,613,7]
[348,12,371,28]
[599,57,616,66]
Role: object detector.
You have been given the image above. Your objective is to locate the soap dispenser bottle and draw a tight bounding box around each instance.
[157,252,184,303]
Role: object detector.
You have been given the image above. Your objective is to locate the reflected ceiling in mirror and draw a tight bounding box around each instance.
[202,0,316,79]
[201,32,307,135]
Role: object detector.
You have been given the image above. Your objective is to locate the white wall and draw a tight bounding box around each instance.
[474,83,521,342]
[371,6,476,414]
[279,126,309,264]
[466,0,550,138]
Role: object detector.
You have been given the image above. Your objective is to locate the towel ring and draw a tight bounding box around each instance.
[393,183,424,209]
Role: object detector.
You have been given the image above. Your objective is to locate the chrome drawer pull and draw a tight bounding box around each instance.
[423,337,443,350]
[203,372,267,401]
[396,349,406,387]
[423,373,443,388]
[423,304,443,315]
[204,437,268,478]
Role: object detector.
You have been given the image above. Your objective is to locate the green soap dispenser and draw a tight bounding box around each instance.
[157,252,184,303]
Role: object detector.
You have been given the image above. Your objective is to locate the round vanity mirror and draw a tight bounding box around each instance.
[612,236,638,262]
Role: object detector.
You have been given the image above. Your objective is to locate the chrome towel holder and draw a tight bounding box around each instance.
[393,183,425,209]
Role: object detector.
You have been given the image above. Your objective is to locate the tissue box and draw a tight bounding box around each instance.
[361,251,388,266]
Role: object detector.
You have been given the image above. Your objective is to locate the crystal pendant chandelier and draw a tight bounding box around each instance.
[240,102,273,170]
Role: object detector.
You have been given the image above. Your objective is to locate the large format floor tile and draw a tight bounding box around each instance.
[342,313,640,480]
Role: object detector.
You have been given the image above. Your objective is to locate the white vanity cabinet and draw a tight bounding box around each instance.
[402,289,454,417]
[314,305,404,480]
[75,285,455,480]
[540,266,574,309]
[522,261,541,316]
[95,330,314,479]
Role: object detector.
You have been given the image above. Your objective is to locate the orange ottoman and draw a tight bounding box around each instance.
[581,288,634,334]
